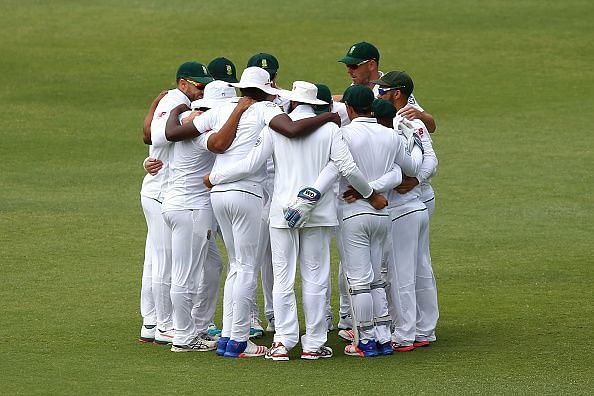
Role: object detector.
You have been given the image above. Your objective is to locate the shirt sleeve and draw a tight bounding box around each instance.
[332,101,351,127]
[209,126,274,185]
[369,163,403,192]
[330,126,373,198]
[192,107,217,134]
[150,104,170,148]
[262,102,284,125]
[312,162,340,194]
[196,130,215,151]
[415,124,438,183]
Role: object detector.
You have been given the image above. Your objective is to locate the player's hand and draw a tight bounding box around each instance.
[367,191,388,210]
[236,96,257,111]
[283,187,321,228]
[203,174,213,189]
[342,186,363,203]
[395,176,419,194]
[397,118,416,140]
[398,104,422,121]
[181,110,202,125]
[328,112,341,127]
[144,157,163,176]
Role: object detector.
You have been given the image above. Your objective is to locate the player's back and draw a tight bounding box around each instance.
[268,105,338,228]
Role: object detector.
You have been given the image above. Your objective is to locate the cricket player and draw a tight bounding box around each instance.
[320,85,423,356]
[138,61,213,344]
[165,67,342,358]
[207,57,239,83]
[337,41,437,133]
[205,81,388,360]
[373,71,439,350]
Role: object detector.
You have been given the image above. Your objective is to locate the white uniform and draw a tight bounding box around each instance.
[335,77,425,322]
[139,88,189,331]
[193,100,284,342]
[384,115,438,346]
[408,122,439,342]
[335,117,422,344]
[210,104,374,352]
[160,125,218,346]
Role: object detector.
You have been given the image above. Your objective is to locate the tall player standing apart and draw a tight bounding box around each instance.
[138,62,211,344]
[373,71,439,351]
[374,71,440,347]
[205,81,387,360]
[165,67,342,358]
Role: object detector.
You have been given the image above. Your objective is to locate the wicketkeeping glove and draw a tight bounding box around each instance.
[283,187,322,228]
[398,119,424,154]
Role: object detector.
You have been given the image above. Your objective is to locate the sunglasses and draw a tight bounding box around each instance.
[346,59,372,70]
[184,79,207,90]
[377,86,404,96]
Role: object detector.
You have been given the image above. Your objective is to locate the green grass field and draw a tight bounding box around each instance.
[1,0,593,394]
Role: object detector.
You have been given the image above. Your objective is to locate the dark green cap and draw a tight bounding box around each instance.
[313,83,332,114]
[338,42,380,65]
[247,53,279,77]
[372,98,397,119]
[207,57,238,83]
[341,84,375,110]
[176,61,214,84]
[370,70,414,96]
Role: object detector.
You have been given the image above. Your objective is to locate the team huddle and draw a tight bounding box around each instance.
[138,41,439,360]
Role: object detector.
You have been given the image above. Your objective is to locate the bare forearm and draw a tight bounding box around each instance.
[165,104,196,141]
[271,112,337,138]
[420,112,436,133]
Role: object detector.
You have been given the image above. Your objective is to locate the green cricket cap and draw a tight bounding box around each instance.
[247,53,279,77]
[338,41,380,65]
[341,84,375,109]
[370,70,414,96]
[176,61,214,84]
[313,83,332,114]
[372,98,397,119]
[207,57,239,83]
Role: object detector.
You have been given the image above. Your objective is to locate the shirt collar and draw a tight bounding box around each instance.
[351,116,377,124]
[290,104,315,116]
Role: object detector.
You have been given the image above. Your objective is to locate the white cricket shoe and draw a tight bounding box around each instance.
[338,314,353,330]
[265,342,289,361]
[266,317,275,333]
[301,345,333,360]
[154,328,175,345]
[139,324,156,343]
[171,333,217,352]
[239,340,268,358]
[338,329,355,342]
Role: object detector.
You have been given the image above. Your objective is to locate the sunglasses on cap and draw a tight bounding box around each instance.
[377,86,405,96]
[184,79,207,90]
[346,59,372,70]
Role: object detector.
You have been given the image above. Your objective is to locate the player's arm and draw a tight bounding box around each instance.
[369,163,403,192]
[164,104,196,141]
[396,125,437,194]
[143,91,168,145]
[206,97,256,153]
[143,157,163,176]
[207,127,273,186]
[269,111,341,139]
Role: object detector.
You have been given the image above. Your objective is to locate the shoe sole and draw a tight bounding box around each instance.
[413,341,430,347]
[154,340,173,345]
[265,354,289,361]
[392,345,415,352]
[138,337,155,343]
[301,353,333,360]
[171,345,216,352]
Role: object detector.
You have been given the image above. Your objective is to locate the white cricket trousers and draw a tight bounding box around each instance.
[419,194,438,341]
[388,202,437,345]
[192,233,224,331]
[212,190,263,342]
[252,195,274,322]
[270,227,331,352]
[140,196,173,330]
[162,208,214,346]
[139,232,155,326]
[337,210,392,344]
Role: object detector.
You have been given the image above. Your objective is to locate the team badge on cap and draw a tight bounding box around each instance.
[226,65,232,75]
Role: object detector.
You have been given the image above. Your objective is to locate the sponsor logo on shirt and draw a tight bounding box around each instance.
[408,96,416,105]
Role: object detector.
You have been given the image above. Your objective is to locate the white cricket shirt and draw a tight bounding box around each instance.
[140,89,190,201]
[193,100,284,197]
